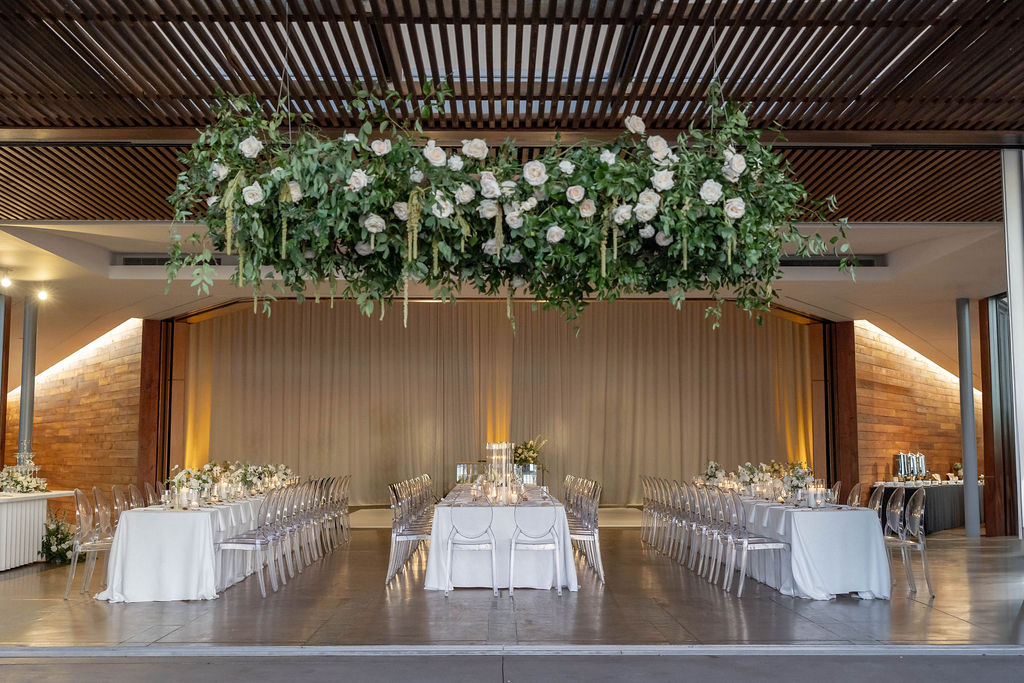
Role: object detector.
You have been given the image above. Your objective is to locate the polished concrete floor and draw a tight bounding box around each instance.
[1,528,1024,647]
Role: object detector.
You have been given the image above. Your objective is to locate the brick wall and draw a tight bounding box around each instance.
[855,320,984,485]
[4,319,142,516]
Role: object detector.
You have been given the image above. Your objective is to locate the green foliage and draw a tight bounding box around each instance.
[167,82,851,325]
[40,511,77,565]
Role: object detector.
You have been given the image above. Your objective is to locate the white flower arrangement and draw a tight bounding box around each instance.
[782,462,811,492]
[0,466,47,493]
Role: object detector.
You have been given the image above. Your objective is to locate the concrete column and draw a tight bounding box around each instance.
[956,298,981,537]
[1002,149,1024,538]
[15,297,37,464]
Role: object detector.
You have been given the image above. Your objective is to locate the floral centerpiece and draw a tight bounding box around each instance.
[0,466,47,493]
[170,461,294,491]
[700,460,727,485]
[166,81,851,328]
[40,511,75,564]
[513,436,547,468]
[782,461,812,492]
[168,466,215,491]
[736,462,758,485]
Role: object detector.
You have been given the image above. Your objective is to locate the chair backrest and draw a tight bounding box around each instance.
[72,488,95,545]
[867,485,885,516]
[829,481,842,504]
[450,505,493,540]
[92,486,114,536]
[885,486,906,537]
[128,484,146,509]
[513,502,557,539]
[846,482,863,507]
[111,484,129,519]
[144,481,161,506]
[905,487,926,539]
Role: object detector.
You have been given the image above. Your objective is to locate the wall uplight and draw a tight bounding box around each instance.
[0,276,10,288]
[36,290,48,301]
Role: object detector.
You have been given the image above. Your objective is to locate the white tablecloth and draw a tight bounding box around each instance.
[0,491,73,571]
[96,498,260,603]
[425,486,579,591]
[740,499,890,600]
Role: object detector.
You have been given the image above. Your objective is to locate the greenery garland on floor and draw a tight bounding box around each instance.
[167,82,851,326]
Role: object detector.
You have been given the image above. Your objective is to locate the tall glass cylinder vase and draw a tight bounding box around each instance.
[486,442,513,503]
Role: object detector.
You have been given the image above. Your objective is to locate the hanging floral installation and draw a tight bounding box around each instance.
[167,82,851,326]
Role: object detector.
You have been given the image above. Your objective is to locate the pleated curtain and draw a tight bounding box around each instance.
[184,300,812,505]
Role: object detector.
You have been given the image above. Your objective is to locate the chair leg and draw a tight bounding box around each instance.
[554,539,564,596]
[63,550,80,599]
[736,547,749,597]
[919,545,935,598]
[81,552,97,594]
[901,547,916,592]
[266,544,280,593]
[508,545,516,597]
[592,534,605,584]
[490,547,498,598]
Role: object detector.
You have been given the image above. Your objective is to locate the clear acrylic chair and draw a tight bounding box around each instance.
[829,481,842,504]
[445,505,498,597]
[64,488,113,599]
[846,482,863,507]
[218,488,281,598]
[144,481,162,506]
[885,487,933,597]
[110,484,129,525]
[724,490,788,597]
[867,484,885,523]
[509,502,563,596]
[128,484,146,509]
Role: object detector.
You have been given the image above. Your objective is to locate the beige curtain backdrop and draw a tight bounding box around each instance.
[184,300,812,505]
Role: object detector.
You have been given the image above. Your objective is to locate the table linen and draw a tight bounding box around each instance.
[96,497,260,603]
[740,498,890,600]
[0,491,73,571]
[424,485,579,591]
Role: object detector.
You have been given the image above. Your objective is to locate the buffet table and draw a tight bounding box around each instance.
[0,490,74,571]
[740,498,890,600]
[871,482,984,534]
[424,485,578,592]
[96,497,261,603]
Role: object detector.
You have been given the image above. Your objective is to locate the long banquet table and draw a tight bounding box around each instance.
[740,498,890,600]
[424,485,579,592]
[0,490,74,571]
[96,497,261,603]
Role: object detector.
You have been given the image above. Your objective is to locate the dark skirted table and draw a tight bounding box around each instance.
[871,483,984,534]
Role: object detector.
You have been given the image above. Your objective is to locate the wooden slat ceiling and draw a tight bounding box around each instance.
[0,145,1002,223]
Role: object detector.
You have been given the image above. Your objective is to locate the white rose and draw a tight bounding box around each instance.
[727,152,747,174]
[287,181,303,202]
[432,192,454,219]
[700,178,722,204]
[362,214,386,234]
[482,238,500,255]
[634,202,657,222]
[342,133,358,142]
[558,160,575,175]
[505,212,524,229]
[480,171,501,199]
[238,135,263,158]
[501,180,517,196]
[393,202,409,221]
[600,149,617,165]
[370,139,392,156]
[270,166,285,179]
[533,188,547,201]
[511,275,526,289]
[724,197,746,219]
[206,195,219,207]
[638,225,655,239]
[612,204,632,224]
[522,160,548,186]
[565,185,585,204]
[579,198,596,218]
[646,135,669,156]
[546,225,565,244]
[346,169,371,191]
[241,181,264,205]
[638,189,661,207]
[521,197,538,211]
[423,141,447,167]
[461,138,488,160]
[210,163,229,181]
[447,154,464,171]
[651,169,674,191]
[477,199,499,219]
[454,183,475,205]
[508,249,524,263]
[722,165,741,183]
[624,115,645,134]
[354,241,373,256]
[655,231,674,247]
[409,167,424,183]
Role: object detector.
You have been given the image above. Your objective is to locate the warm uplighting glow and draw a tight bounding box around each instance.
[855,320,983,395]
[36,290,48,301]
[0,276,10,288]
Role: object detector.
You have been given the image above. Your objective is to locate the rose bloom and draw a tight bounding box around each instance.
[612,204,632,224]
[370,139,392,156]
[354,241,373,256]
[600,149,617,165]
[501,180,517,196]
[241,181,264,205]
[482,238,500,255]
[651,169,674,191]
[522,160,549,186]
[638,225,655,239]
[346,169,371,191]
[480,171,501,199]
[559,160,575,175]
[508,249,524,263]
[477,199,499,219]
[432,192,454,219]
[624,114,645,134]
[343,133,358,142]
[423,140,447,167]
[287,181,303,202]
[655,231,674,247]
[505,212,524,229]
[409,167,424,183]
[238,135,263,158]
[461,138,488,160]
[210,162,229,181]
[634,202,657,223]
[566,185,585,204]
[362,214,386,233]
[646,135,669,156]
[447,154,464,171]
[722,164,741,183]
[511,275,526,289]
[546,225,566,244]
[578,198,597,218]
[454,183,475,205]
[727,152,747,174]
[206,195,219,207]
[392,201,409,221]
[521,197,538,211]
[638,189,661,207]
[700,178,722,204]
[724,197,746,219]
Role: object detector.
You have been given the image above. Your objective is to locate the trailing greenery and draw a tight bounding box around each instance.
[168,82,851,325]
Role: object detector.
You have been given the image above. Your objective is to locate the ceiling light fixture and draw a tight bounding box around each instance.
[37,289,48,301]
[0,275,9,288]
